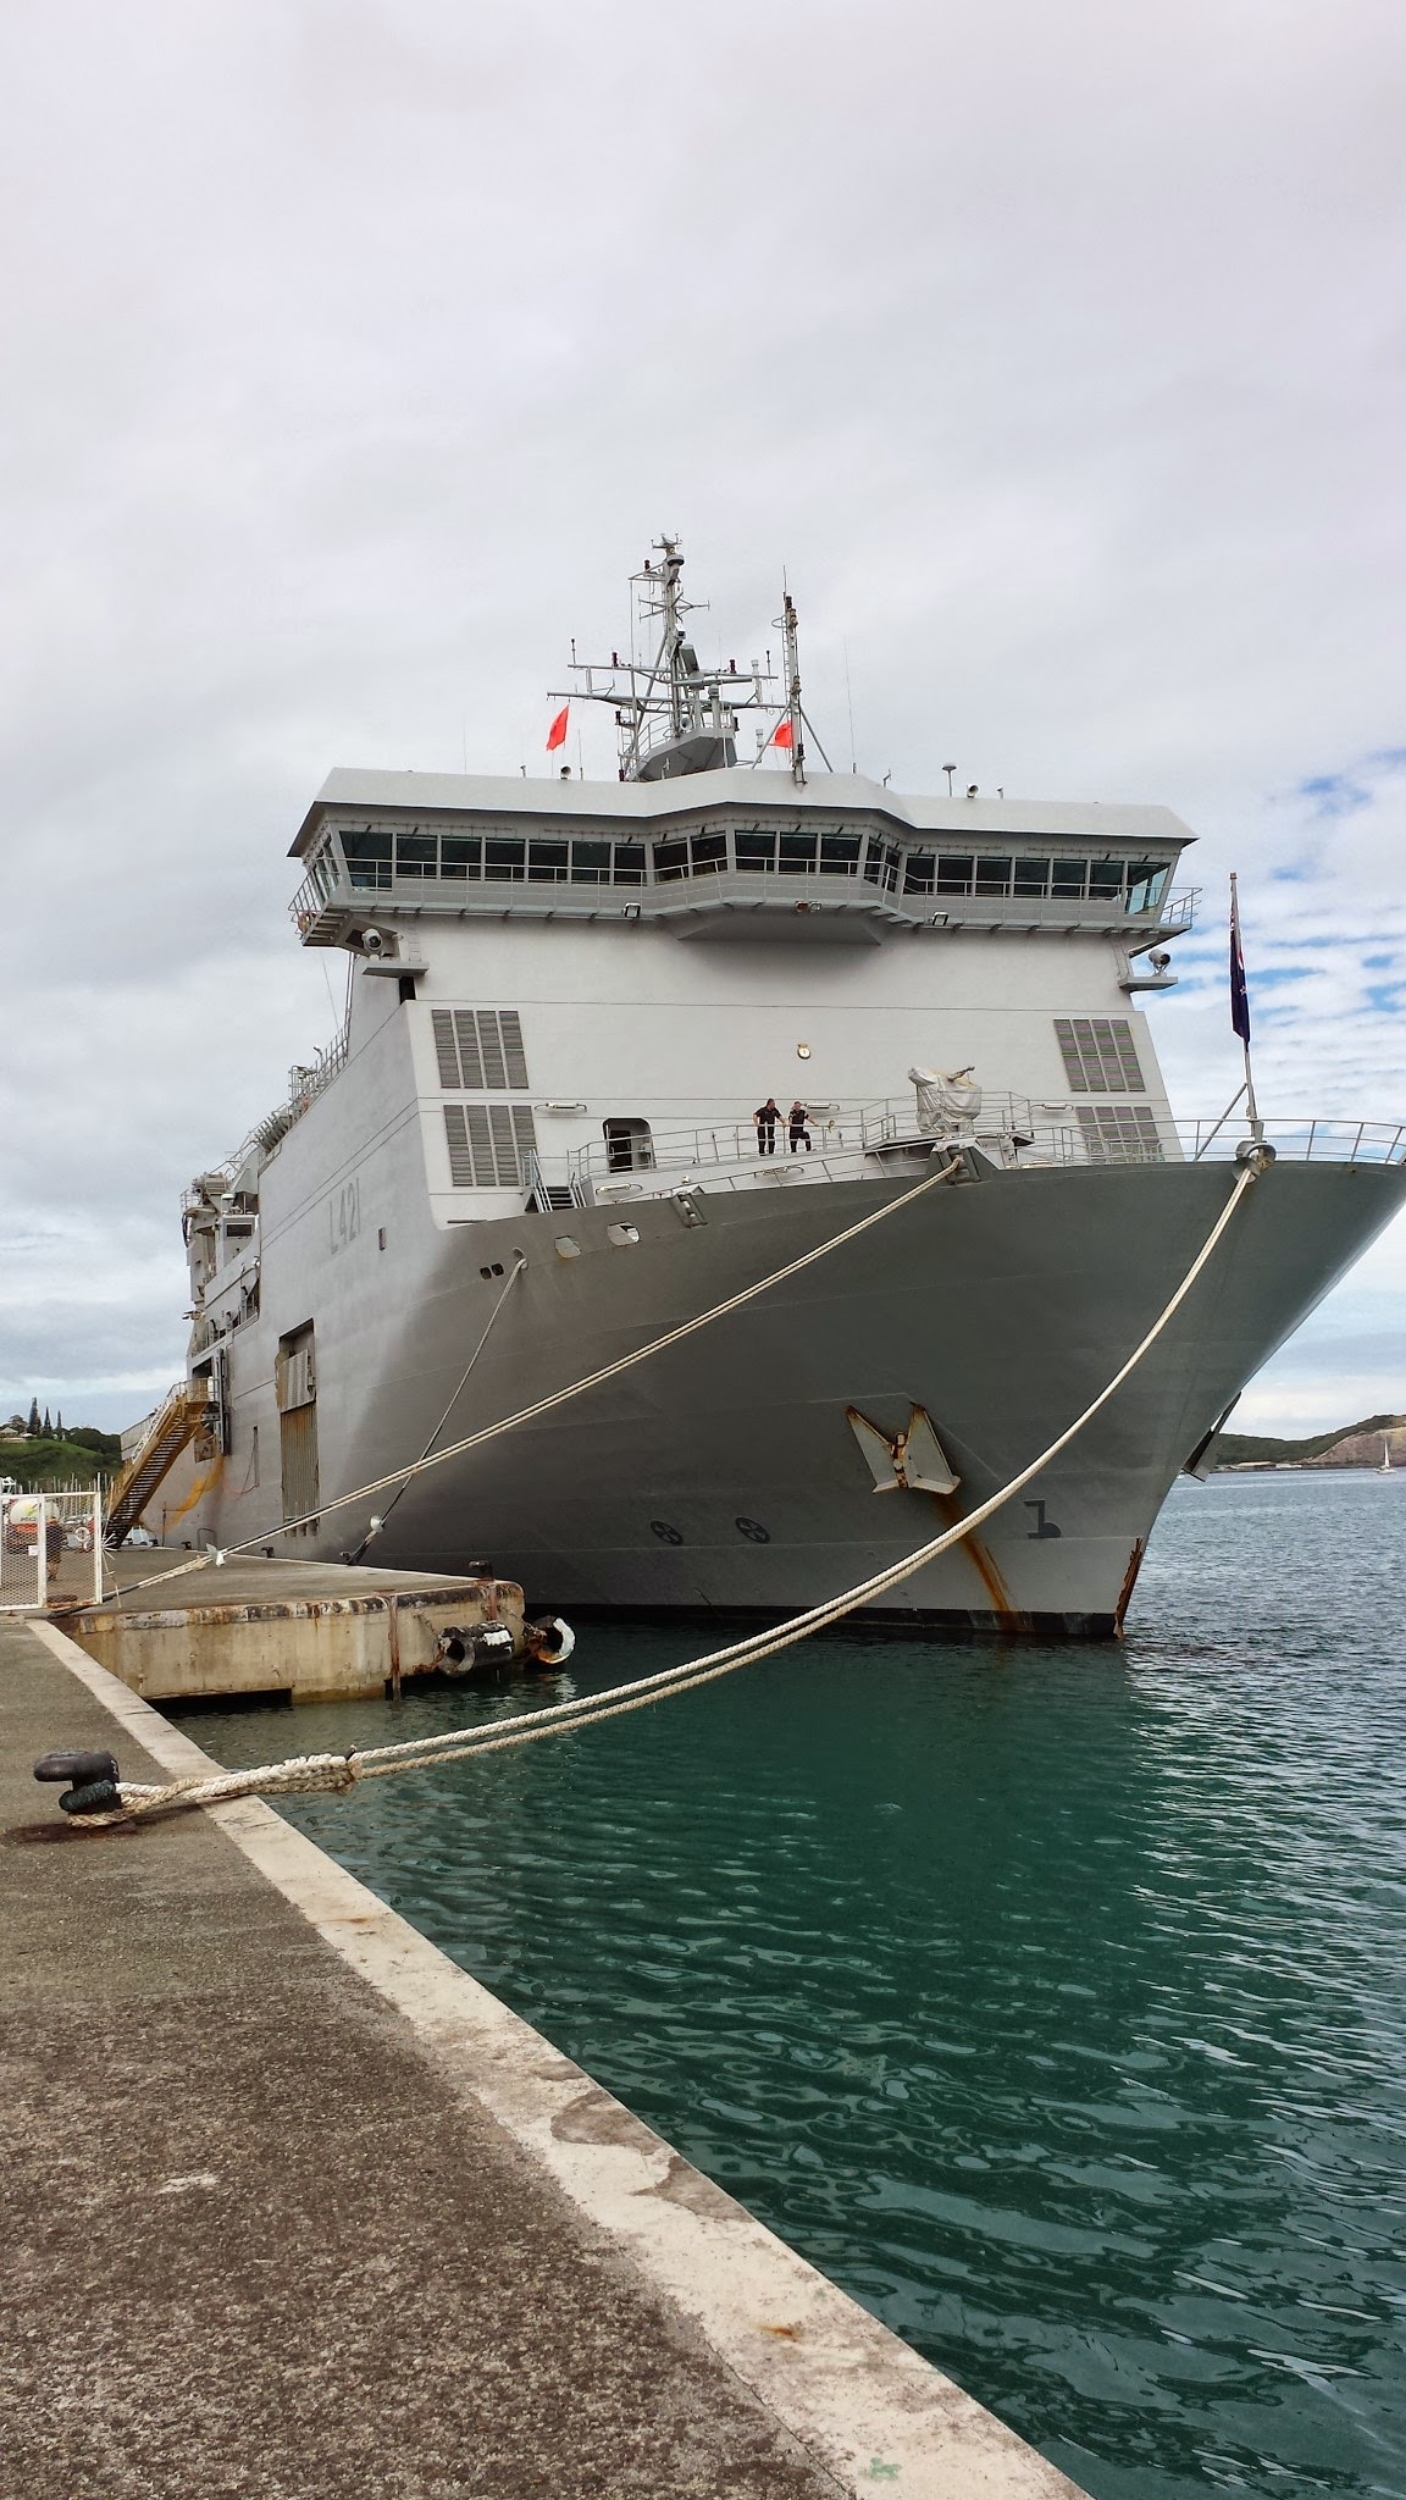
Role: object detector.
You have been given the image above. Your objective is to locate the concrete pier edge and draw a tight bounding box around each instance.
[25,1616,1085,2500]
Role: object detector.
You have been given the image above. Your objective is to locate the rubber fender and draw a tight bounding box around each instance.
[470,1623,516,1666]
[34,1749,119,1787]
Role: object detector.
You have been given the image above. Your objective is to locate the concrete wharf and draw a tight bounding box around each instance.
[47,1548,524,1705]
[1,1614,1084,2500]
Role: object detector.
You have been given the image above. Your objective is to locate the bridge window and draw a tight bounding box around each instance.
[690,832,727,872]
[1126,860,1171,912]
[863,837,900,890]
[1013,856,1051,897]
[936,852,974,894]
[653,838,690,882]
[735,829,775,870]
[528,839,569,882]
[974,854,1012,896]
[1050,858,1087,897]
[903,852,936,895]
[342,828,392,890]
[779,829,819,873]
[820,833,862,874]
[569,839,612,883]
[398,833,437,878]
[441,836,481,879]
[1088,860,1123,899]
[482,838,524,880]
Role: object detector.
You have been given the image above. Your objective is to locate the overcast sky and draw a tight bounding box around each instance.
[2,0,1403,1437]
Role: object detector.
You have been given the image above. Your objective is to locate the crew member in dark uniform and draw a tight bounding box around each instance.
[753,1097,780,1155]
[788,1100,812,1152]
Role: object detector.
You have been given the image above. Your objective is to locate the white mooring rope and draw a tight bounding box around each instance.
[86,1159,1261,1826]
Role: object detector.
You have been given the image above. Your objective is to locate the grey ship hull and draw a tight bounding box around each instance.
[199,1150,1406,1636]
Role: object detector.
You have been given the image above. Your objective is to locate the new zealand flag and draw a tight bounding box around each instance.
[1230,889,1251,1044]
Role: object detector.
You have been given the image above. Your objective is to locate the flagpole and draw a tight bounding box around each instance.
[1229,872,1262,1143]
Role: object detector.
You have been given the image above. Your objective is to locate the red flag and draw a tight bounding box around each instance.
[770,716,794,749]
[546,704,569,752]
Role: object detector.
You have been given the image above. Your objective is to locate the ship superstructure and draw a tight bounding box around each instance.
[159,544,1406,1631]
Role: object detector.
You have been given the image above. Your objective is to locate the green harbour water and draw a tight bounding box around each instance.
[188,1474,1406,2500]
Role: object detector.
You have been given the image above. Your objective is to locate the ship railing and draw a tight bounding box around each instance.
[564,1102,906,1186]
[960,1110,1405,1170]
[552,1102,1405,1199]
[939,1106,1405,1170]
[1176,1115,1406,1166]
[1154,888,1197,937]
[290,855,345,937]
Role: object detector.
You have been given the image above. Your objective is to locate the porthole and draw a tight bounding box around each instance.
[736,1517,771,1544]
[607,1222,641,1246]
[650,1520,684,1545]
[554,1235,582,1259]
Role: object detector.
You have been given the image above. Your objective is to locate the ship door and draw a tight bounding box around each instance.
[276,1322,319,1535]
[603,1117,655,1172]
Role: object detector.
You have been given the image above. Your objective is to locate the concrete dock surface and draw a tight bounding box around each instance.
[1,1616,1083,2500]
[45,1548,526,1705]
[37,1543,506,1611]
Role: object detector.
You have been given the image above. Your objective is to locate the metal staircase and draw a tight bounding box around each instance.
[105,1380,213,1544]
[522,1152,578,1215]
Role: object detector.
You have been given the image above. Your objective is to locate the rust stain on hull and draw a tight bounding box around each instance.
[1113,1537,1146,1634]
[162,1459,225,1528]
[929,1491,1031,1631]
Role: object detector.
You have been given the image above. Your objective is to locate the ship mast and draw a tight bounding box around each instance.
[759,579,833,787]
[553,537,817,784]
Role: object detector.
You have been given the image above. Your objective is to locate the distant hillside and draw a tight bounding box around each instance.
[0,1429,121,1491]
[1215,1413,1406,1470]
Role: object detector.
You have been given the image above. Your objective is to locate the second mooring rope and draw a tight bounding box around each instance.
[95,1160,1262,1824]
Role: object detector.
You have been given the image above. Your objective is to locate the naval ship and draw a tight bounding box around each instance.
[136,542,1406,1632]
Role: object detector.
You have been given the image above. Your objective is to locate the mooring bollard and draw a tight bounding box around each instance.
[33,1749,123,1816]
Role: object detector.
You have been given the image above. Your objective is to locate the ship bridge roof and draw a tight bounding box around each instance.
[290,767,1195,859]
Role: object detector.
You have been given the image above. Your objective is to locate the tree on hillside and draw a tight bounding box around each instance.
[26,1400,40,1437]
[41,1408,52,1437]
[4,1415,26,1435]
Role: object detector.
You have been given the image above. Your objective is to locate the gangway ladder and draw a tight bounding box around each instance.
[522,1150,577,1215]
[105,1379,215,1544]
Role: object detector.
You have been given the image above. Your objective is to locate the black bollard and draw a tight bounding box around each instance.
[33,1749,123,1818]
[34,1749,119,1787]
